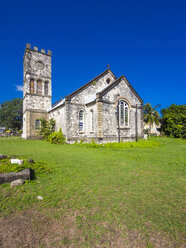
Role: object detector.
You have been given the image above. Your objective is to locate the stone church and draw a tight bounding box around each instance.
[22,44,144,143]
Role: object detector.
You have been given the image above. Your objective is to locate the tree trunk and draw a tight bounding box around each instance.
[149,122,152,136]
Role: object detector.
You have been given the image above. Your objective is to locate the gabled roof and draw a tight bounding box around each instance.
[99,75,143,103]
[66,69,117,99]
[49,69,143,112]
[49,69,117,112]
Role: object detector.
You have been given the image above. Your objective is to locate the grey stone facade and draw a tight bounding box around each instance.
[23,44,143,142]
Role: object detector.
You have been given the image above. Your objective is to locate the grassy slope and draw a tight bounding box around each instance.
[0,138,185,246]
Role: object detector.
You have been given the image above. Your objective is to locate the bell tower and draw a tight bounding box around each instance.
[22,43,52,139]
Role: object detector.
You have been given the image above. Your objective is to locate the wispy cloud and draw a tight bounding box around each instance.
[15,85,23,92]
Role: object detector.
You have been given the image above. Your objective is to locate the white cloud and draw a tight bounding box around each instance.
[15,85,23,92]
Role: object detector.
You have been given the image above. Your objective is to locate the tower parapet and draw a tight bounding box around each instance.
[25,43,52,55]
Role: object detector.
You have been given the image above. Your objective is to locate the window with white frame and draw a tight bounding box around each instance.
[119,100,129,127]
[79,110,84,132]
[90,110,94,132]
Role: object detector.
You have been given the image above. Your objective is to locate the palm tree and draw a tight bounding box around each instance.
[143,103,161,135]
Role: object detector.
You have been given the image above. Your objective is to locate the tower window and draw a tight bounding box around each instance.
[119,100,129,127]
[79,110,84,132]
[35,119,41,130]
[37,79,42,95]
[30,79,34,94]
[44,82,48,95]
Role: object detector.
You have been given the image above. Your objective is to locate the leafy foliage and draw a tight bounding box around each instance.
[0,98,23,132]
[48,128,66,144]
[39,118,55,140]
[0,157,52,175]
[143,103,161,135]
[73,139,161,149]
[39,119,66,144]
[161,104,186,138]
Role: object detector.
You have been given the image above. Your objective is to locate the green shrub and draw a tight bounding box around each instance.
[48,128,66,144]
[39,118,55,141]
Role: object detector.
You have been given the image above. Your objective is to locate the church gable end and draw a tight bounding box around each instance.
[100,75,143,106]
[67,69,116,104]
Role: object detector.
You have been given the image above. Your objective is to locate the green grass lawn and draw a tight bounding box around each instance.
[0,138,185,247]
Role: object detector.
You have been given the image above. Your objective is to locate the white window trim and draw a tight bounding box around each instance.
[119,100,129,127]
[79,110,84,132]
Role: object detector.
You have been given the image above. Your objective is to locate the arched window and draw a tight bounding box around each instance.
[44,81,48,95]
[119,100,129,127]
[30,79,34,94]
[37,79,42,95]
[79,110,84,132]
[90,110,94,132]
[35,119,41,130]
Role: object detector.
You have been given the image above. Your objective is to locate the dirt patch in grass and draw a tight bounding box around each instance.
[0,209,82,248]
[0,209,184,248]
[95,221,184,248]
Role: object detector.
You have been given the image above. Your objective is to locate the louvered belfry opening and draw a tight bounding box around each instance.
[30,79,34,94]
[37,79,42,95]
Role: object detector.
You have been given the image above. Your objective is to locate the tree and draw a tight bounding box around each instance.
[161,104,186,138]
[0,98,23,132]
[143,103,161,135]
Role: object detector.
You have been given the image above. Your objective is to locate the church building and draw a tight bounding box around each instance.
[22,44,144,143]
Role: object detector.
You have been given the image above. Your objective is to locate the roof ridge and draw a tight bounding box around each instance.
[52,98,63,108]
[66,68,117,99]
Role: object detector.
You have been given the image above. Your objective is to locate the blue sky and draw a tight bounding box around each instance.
[0,0,185,110]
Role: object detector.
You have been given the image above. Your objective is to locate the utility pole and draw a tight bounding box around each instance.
[136,104,138,142]
[116,103,120,143]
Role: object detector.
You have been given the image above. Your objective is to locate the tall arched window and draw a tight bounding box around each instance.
[79,110,84,132]
[30,79,34,94]
[119,100,129,127]
[90,110,94,132]
[44,81,48,95]
[37,79,42,95]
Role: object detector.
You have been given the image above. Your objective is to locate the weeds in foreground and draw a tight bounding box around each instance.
[73,138,162,149]
[0,156,52,175]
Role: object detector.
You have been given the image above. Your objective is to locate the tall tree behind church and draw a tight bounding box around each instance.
[143,103,161,135]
